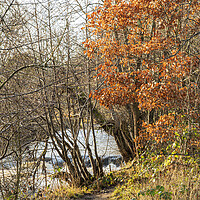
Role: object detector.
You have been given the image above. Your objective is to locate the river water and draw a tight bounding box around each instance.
[0,129,122,195]
[36,129,122,173]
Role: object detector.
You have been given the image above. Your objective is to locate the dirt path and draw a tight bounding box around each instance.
[76,187,115,200]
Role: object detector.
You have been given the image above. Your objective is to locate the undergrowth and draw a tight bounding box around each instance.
[32,154,199,200]
[111,154,199,200]
[34,185,90,200]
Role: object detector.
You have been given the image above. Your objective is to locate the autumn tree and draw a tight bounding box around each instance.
[85,0,200,161]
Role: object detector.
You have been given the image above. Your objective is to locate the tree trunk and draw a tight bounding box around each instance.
[92,103,143,162]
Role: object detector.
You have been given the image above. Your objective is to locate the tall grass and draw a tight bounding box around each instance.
[111,155,199,200]
[30,155,199,200]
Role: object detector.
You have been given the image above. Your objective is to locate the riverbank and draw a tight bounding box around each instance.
[35,154,199,200]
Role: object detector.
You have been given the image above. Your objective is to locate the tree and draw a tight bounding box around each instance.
[85,0,200,161]
[0,1,104,196]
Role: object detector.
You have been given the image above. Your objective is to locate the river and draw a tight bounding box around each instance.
[0,129,122,196]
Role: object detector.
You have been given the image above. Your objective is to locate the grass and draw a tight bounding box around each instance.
[32,154,199,200]
[110,155,200,200]
[35,185,90,200]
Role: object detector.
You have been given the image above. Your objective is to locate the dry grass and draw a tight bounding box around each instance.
[32,155,199,200]
[111,156,199,200]
[35,185,90,200]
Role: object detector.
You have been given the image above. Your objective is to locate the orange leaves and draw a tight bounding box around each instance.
[85,0,200,154]
[140,113,178,145]
[89,92,92,98]
[85,0,199,113]
[139,112,200,151]
[92,70,139,107]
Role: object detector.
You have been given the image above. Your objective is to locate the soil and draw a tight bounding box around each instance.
[76,187,115,200]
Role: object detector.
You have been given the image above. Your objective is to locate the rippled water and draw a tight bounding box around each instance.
[36,129,121,170]
[0,130,123,198]
[0,129,122,177]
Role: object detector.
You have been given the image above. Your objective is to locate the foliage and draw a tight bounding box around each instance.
[30,154,199,200]
[111,155,199,200]
[85,0,200,154]
[137,185,172,200]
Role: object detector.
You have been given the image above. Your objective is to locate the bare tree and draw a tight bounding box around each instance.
[0,1,105,198]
